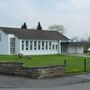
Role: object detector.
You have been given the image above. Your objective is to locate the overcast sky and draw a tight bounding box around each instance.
[0,0,90,39]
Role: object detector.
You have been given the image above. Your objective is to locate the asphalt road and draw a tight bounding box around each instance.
[0,73,89,89]
[0,74,88,88]
[1,82,90,90]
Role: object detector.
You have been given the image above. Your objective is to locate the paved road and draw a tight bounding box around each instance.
[1,82,90,90]
[0,73,89,89]
[0,74,90,87]
[0,74,89,88]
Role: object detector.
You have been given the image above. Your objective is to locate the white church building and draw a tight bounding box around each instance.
[0,27,86,55]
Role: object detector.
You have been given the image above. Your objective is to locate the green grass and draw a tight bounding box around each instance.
[0,54,90,74]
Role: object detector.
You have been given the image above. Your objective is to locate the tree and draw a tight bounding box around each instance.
[48,24,65,34]
[80,38,86,41]
[37,22,42,30]
[21,22,27,29]
[71,36,79,41]
[87,36,90,41]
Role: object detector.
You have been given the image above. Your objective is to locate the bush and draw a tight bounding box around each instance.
[25,55,31,59]
[84,49,88,53]
[71,69,79,73]
[17,53,24,59]
[17,53,31,59]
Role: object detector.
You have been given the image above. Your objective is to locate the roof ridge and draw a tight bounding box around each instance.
[0,26,61,32]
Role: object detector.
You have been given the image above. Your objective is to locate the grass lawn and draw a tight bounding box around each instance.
[0,54,90,73]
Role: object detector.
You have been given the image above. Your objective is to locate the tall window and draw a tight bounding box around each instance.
[46,42,48,50]
[53,45,55,50]
[34,41,37,50]
[38,41,40,50]
[10,38,15,47]
[42,41,44,50]
[26,41,29,50]
[30,41,32,50]
[49,42,51,50]
[56,44,58,50]
[22,40,24,50]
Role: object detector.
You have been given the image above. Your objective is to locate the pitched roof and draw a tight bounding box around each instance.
[0,27,69,40]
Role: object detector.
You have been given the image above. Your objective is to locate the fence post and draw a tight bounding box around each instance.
[84,58,86,72]
[64,59,66,66]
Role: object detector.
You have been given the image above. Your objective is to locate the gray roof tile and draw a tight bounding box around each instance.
[0,27,69,40]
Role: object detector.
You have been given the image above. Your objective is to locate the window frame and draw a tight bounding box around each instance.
[42,41,44,50]
[22,40,24,50]
[38,41,40,50]
[30,41,33,50]
[34,41,37,50]
[26,41,29,50]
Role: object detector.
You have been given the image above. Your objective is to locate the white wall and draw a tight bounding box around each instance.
[0,31,62,55]
[8,34,21,55]
[8,34,15,55]
[0,30,8,54]
[15,37,21,55]
[58,40,61,54]
[0,30,84,55]
[19,40,60,55]
[76,46,83,53]
[67,46,83,54]
[0,29,84,55]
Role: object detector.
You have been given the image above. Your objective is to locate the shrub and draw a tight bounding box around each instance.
[25,55,31,59]
[71,69,79,73]
[17,53,23,59]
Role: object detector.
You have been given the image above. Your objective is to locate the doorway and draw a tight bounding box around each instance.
[10,38,15,54]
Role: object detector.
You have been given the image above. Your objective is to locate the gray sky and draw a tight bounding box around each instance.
[0,0,90,39]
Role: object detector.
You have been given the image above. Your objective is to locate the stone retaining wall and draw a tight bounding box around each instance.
[0,62,66,79]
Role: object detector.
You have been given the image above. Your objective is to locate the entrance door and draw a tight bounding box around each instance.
[10,38,15,54]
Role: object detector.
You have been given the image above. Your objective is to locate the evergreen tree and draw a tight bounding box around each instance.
[21,22,27,29]
[37,22,42,30]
